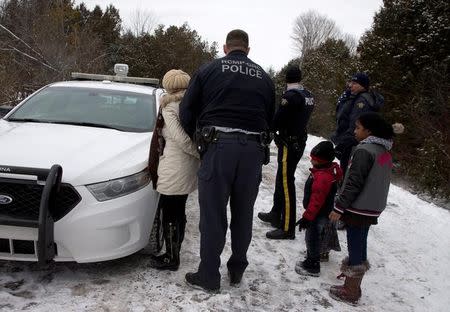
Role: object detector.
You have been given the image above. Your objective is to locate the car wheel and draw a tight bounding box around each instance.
[147,203,164,255]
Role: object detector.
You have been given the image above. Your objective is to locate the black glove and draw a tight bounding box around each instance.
[273,134,283,147]
[295,218,311,232]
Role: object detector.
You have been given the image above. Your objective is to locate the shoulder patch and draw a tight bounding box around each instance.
[281,98,288,106]
[356,102,365,109]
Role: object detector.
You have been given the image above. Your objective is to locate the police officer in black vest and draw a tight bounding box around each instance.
[180,29,275,292]
[258,66,314,239]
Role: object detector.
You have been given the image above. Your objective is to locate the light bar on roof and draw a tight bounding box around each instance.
[71,72,159,86]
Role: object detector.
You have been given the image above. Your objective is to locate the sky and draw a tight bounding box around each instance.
[2,135,450,311]
[75,0,384,71]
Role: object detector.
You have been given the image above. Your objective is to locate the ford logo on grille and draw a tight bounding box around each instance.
[0,195,13,205]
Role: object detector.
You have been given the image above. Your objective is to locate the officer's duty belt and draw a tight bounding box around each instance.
[214,131,260,142]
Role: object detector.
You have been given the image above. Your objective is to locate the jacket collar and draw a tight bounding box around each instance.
[286,83,304,90]
[226,50,248,57]
[361,136,393,151]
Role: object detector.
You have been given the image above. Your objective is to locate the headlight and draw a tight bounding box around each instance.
[87,170,150,201]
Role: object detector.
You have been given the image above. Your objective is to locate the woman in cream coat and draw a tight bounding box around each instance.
[151,69,200,271]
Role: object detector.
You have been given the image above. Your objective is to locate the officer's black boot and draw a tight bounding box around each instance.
[266,228,295,240]
[150,222,180,271]
[295,258,320,277]
[257,210,280,228]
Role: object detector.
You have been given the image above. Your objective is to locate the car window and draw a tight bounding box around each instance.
[8,86,157,132]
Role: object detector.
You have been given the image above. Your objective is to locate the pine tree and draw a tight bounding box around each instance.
[359,0,450,198]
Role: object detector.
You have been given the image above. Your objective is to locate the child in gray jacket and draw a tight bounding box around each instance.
[328,112,402,305]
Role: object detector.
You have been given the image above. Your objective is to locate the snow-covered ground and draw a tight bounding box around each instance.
[1,135,449,312]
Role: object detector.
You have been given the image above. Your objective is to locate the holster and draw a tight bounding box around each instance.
[260,131,273,165]
[194,126,216,157]
[275,133,304,152]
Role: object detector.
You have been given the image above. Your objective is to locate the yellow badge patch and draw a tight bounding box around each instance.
[281,99,288,106]
[357,102,365,109]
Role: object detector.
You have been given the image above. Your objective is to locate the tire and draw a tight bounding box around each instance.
[143,203,164,255]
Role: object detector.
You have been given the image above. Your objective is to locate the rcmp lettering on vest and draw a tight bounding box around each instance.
[221,60,263,79]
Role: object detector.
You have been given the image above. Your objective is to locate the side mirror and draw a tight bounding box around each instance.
[0,105,13,117]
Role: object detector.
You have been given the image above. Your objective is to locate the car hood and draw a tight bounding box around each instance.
[0,120,151,185]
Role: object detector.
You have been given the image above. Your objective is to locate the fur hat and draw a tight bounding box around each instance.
[285,66,302,83]
[351,72,370,90]
[310,141,335,163]
[162,69,190,94]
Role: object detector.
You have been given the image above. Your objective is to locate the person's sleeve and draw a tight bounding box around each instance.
[267,81,276,130]
[303,172,333,221]
[296,93,309,130]
[334,148,374,213]
[345,96,373,139]
[272,93,289,131]
[179,70,202,139]
[162,105,200,159]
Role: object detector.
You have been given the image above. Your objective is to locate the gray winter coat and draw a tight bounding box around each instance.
[334,136,393,217]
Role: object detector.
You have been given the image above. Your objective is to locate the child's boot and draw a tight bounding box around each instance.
[329,257,368,305]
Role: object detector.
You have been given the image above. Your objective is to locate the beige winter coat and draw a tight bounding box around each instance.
[156,92,200,195]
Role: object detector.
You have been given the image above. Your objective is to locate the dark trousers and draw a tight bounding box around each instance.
[339,141,357,174]
[346,225,370,265]
[158,194,188,246]
[197,136,264,289]
[271,142,304,232]
[158,194,188,225]
[305,216,328,261]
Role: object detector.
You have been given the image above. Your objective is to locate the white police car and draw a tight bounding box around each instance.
[0,64,164,263]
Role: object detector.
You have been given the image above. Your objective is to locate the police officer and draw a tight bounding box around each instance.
[180,29,275,292]
[258,66,314,239]
[331,73,384,173]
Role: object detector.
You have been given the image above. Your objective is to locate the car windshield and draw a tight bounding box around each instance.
[7,86,157,132]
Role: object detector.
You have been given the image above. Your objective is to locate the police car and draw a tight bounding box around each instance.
[0,64,164,263]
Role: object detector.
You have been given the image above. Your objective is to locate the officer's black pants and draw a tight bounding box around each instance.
[339,142,356,175]
[197,136,264,289]
[271,142,305,232]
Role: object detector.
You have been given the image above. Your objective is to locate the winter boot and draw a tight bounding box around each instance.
[266,228,295,239]
[295,258,320,277]
[150,222,180,271]
[179,217,187,245]
[329,257,368,305]
[320,252,330,262]
[258,211,281,228]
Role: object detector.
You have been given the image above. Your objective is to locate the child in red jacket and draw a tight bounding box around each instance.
[295,141,343,276]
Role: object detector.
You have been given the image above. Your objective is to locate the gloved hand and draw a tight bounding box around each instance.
[273,134,283,147]
[295,218,311,232]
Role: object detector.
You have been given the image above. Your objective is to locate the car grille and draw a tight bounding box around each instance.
[0,181,81,222]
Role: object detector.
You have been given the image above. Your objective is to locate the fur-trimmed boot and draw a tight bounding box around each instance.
[150,222,181,271]
[329,257,369,305]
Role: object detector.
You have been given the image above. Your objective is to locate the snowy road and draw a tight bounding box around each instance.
[1,136,449,312]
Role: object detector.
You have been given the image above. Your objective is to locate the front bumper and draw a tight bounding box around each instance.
[0,182,159,262]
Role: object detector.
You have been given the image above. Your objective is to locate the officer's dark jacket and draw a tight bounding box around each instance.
[272,87,314,141]
[331,91,384,146]
[179,50,275,138]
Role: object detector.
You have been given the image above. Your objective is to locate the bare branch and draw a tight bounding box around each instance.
[0,23,45,60]
[291,10,342,57]
[0,23,59,72]
[8,45,59,72]
[128,9,158,36]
